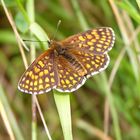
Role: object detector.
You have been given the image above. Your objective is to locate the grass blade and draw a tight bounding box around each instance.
[53,91,73,140]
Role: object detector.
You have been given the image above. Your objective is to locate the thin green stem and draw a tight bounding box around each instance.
[71,0,89,30]
[26,0,37,140]
[101,73,121,140]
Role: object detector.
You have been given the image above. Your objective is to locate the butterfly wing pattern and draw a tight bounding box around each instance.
[55,55,86,92]
[61,27,115,78]
[18,27,115,94]
[68,50,110,78]
[62,27,115,54]
[18,50,57,94]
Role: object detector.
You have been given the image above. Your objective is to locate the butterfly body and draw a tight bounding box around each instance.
[44,40,86,76]
[18,27,115,94]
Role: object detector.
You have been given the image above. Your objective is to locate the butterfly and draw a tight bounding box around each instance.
[18,27,115,94]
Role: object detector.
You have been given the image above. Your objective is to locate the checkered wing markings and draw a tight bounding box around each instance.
[18,50,56,94]
[69,50,109,78]
[55,56,86,92]
[61,27,115,54]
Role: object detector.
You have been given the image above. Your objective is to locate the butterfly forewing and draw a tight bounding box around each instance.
[61,27,115,54]
[18,50,57,94]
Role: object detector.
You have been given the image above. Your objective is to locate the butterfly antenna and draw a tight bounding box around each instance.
[23,39,48,43]
[51,20,61,41]
[23,20,61,44]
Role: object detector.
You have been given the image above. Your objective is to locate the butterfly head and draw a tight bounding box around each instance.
[48,40,65,54]
[48,40,59,47]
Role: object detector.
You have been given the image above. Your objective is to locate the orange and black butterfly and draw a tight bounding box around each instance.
[18,27,115,94]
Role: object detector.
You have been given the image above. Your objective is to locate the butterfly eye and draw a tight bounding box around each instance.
[47,40,51,45]
[59,48,67,54]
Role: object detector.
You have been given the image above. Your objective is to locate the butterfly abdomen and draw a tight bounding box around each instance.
[61,52,86,76]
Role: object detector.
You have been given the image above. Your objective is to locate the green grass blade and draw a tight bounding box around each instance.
[15,0,30,23]
[53,91,73,140]
[117,0,140,24]
[136,0,140,9]
[29,22,49,50]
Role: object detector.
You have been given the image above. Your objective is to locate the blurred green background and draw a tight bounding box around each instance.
[0,0,140,140]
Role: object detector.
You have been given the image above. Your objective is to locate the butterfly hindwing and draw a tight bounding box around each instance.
[55,55,86,92]
[68,49,109,78]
